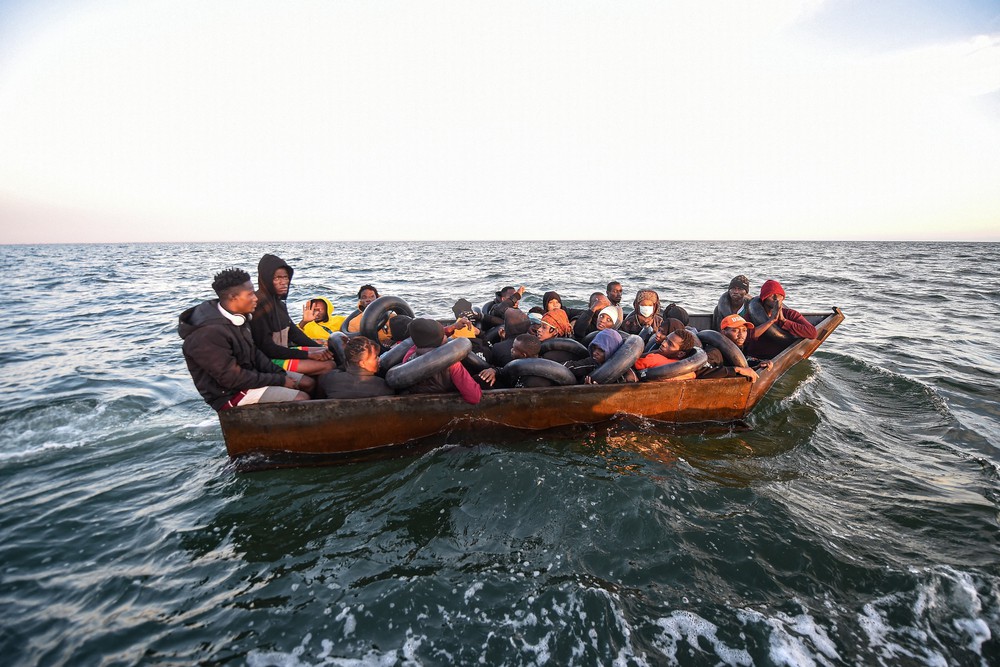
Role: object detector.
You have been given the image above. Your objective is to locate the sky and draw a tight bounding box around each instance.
[0,0,998,243]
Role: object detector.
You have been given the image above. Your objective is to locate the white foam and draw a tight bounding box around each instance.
[655,610,752,666]
[464,581,484,604]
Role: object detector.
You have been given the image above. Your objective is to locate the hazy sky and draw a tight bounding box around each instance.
[1,0,998,243]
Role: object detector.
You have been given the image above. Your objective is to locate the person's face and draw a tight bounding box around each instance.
[659,332,684,358]
[607,284,622,304]
[597,313,615,330]
[723,325,748,347]
[728,286,748,302]
[590,346,606,365]
[229,281,258,315]
[359,289,377,309]
[763,293,784,312]
[311,300,328,321]
[511,341,531,360]
[545,299,560,312]
[272,268,291,297]
[536,321,558,341]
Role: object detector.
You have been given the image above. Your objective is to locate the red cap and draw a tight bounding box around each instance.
[720,314,754,330]
[759,279,785,301]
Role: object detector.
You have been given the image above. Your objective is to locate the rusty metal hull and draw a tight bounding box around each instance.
[219,309,844,463]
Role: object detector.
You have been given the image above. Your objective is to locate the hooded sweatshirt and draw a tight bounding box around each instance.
[621,290,663,335]
[301,297,344,341]
[251,253,317,360]
[178,299,287,410]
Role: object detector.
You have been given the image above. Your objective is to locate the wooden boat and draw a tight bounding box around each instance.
[219,308,844,467]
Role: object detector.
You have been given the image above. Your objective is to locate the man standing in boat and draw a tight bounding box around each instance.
[179,268,311,410]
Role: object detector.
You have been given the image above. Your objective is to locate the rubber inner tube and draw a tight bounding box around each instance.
[385,337,472,390]
[326,331,350,368]
[638,325,654,343]
[540,338,589,359]
[461,350,492,375]
[746,296,789,342]
[360,296,416,344]
[340,309,361,333]
[583,329,600,346]
[637,347,708,382]
[696,330,748,368]
[377,338,414,376]
[589,334,643,384]
[501,358,576,386]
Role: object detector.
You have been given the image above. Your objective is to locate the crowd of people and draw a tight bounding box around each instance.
[179,254,818,412]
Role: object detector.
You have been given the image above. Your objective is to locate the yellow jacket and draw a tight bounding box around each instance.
[300,297,345,341]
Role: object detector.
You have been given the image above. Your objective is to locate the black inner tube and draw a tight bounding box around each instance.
[326,331,350,368]
[385,338,472,389]
[589,334,643,384]
[377,338,414,376]
[360,296,416,344]
[746,296,789,341]
[637,347,708,381]
[696,330,748,368]
[501,358,577,386]
[539,338,589,359]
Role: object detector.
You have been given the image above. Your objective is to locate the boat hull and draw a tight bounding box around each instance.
[219,309,844,463]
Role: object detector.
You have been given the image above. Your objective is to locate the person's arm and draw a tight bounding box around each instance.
[779,308,817,339]
[250,312,310,360]
[288,319,321,348]
[449,363,483,404]
[189,329,286,391]
[573,310,595,341]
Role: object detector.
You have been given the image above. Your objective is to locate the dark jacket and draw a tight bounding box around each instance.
[179,300,286,410]
[318,368,394,399]
[251,253,317,360]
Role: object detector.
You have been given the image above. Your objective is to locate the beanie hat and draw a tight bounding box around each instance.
[409,318,445,348]
[759,280,786,301]
[598,306,620,326]
[388,315,413,342]
[729,275,750,292]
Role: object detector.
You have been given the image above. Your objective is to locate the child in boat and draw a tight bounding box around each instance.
[565,329,637,384]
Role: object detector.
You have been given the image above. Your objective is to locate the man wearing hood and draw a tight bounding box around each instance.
[179,268,311,411]
[297,297,344,341]
[251,253,336,376]
[746,279,817,359]
[621,289,662,335]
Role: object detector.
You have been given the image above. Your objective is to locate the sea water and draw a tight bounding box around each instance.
[1,240,998,665]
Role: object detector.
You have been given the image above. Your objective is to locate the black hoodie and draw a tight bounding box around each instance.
[250,253,317,360]
[178,299,286,410]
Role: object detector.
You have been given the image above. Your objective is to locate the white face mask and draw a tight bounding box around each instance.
[639,305,654,317]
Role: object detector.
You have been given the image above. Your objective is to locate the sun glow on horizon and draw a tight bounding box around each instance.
[1,0,999,243]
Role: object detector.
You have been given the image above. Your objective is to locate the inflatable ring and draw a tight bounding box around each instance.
[540,338,589,359]
[589,334,643,385]
[583,329,600,346]
[461,350,492,375]
[638,325,654,343]
[386,337,472,390]
[501,358,576,386]
[684,326,704,348]
[697,330,748,368]
[326,331,350,368]
[638,348,708,382]
[747,296,789,342]
[377,338,414,376]
[360,296,416,344]
[340,309,362,334]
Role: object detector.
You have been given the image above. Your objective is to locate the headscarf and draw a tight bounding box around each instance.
[542,291,563,310]
[541,309,572,336]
